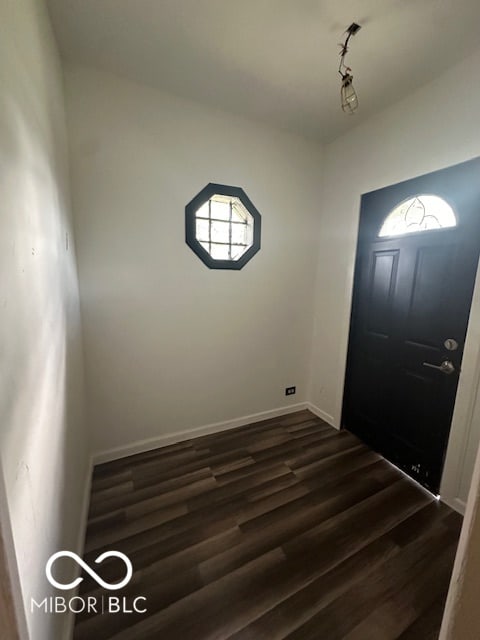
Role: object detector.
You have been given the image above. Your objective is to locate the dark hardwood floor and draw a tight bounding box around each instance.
[74,410,462,640]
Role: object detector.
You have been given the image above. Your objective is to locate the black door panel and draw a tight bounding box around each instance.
[343,157,480,493]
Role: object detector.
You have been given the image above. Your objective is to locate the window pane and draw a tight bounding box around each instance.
[211,220,230,243]
[231,223,247,245]
[196,218,210,242]
[231,245,248,260]
[231,201,248,223]
[245,221,254,246]
[196,202,209,219]
[210,243,230,260]
[211,199,230,221]
[379,195,457,237]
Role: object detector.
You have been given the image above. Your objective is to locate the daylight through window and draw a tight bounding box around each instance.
[378,195,457,238]
[195,195,254,261]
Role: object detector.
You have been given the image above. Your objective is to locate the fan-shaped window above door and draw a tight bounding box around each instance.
[378,195,457,238]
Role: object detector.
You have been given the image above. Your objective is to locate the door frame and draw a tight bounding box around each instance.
[0,463,29,640]
[338,158,480,513]
[440,256,480,512]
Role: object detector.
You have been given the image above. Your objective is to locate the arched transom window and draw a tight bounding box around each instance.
[378,194,457,238]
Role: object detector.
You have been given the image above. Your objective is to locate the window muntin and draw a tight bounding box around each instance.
[378,195,457,238]
[185,183,261,270]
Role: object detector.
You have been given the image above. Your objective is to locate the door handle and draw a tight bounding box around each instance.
[422,359,456,375]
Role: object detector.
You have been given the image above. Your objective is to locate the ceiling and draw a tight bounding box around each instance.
[46,0,480,143]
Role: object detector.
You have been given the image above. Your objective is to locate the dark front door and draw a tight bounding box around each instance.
[343,158,480,494]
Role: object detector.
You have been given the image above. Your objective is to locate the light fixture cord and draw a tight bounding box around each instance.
[338,30,354,78]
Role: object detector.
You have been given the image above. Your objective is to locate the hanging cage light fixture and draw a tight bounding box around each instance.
[338,22,361,114]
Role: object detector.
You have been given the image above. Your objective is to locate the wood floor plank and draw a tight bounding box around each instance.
[93,548,288,640]
[282,479,431,560]
[91,470,133,493]
[287,420,332,436]
[74,566,203,640]
[80,525,244,601]
[75,410,462,640]
[396,590,450,640]
[84,501,190,553]
[90,480,135,504]
[130,464,213,492]
[83,505,235,567]
[284,508,459,640]
[89,474,217,520]
[198,476,397,584]
[226,529,401,640]
[341,540,457,640]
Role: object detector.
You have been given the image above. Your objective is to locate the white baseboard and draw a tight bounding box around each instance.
[63,454,94,640]
[305,402,337,429]
[440,494,466,515]
[93,402,313,465]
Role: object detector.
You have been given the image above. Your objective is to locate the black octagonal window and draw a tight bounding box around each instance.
[185,183,261,270]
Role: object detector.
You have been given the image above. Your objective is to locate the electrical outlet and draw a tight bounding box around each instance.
[285,386,296,396]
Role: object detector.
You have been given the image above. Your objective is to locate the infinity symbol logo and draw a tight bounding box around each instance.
[46,551,133,591]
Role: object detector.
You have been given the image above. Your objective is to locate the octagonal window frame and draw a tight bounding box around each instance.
[185,183,262,270]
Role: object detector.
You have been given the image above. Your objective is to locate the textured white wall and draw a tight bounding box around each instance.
[309,47,480,509]
[0,1,89,638]
[66,66,323,455]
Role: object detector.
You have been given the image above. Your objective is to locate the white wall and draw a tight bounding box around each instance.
[0,1,89,638]
[309,47,480,509]
[65,66,323,456]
